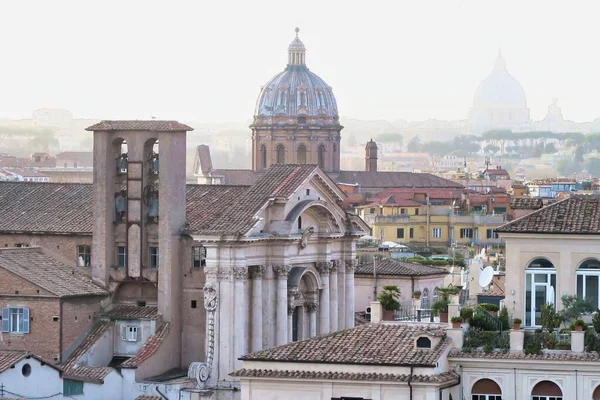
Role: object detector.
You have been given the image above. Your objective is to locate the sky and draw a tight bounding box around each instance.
[0,0,598,124]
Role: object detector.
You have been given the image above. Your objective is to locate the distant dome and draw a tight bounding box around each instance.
[254,28,339,119]
[473,51,527,108]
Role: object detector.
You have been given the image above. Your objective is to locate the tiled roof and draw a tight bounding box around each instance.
[240,323,449,367]
[86,120,193,132]
[136,396,163,400]
[374,187,464,200]
[63,320,114,383]
[0,248,107,298]
[485,168,509,176]
[193,145,213,174]
[332,171,463,189]
[0,182,93,234]
[356,259,448,277]
[186,185,250,233]
[364,196,423,208]
[194,164,318,235]
[121,322,171,368]
[102,305,159,320]
[211,169,262,185]
[497,195,600,234]
[0,350,62,373]
[510,197,543,210]
[231,369,460,384]
[448,349,600,361]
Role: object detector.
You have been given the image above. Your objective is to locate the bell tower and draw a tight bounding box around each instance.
[365,139,378,172]
[87,120,192,324]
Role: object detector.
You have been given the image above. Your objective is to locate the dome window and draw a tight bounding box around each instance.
[416,336,432,349]
[298,116,307,124]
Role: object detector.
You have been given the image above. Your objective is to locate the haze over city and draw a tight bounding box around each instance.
[1,0,599,123]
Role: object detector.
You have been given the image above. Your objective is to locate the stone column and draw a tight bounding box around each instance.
[250,266,265,352]
[307,302,318,337]
[338,264,346,330]
[317,262,331,335]
[233,267,248,370]
[273,265,290,345]
[288,305,294,342]
[329,261,339,332]
[217,267,233,381]
[345,259,356,328]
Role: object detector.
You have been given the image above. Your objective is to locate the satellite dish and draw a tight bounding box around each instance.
[479,266,494,288]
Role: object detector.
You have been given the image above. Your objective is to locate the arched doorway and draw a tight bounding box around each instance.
[593,385,600,400]
[471,378,502,399]
[297,144,307,164]
[531,380,562,400]
[290,269,320,341]
[317,144,325,169]
[525,258,556,327]
[276,144,285,164]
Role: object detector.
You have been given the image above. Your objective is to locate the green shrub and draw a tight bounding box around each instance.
[451,316,463,323]
[541,303,561,332]
[593,310,600,333]
[377,285,401,311]
[513,318,522,325]
[460,307,474,320]
[478,303,499,312]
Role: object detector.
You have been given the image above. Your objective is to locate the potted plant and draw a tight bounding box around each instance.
[479,303,500,316]
[574,319,585,332]
[451,316,462,328]
[460,307,474,323]
[377,285,401,321]
[432,297,450,323]
[513,318,522,330]
[413,290,421,300]
[545,334,558,350]
[557,340,571,350]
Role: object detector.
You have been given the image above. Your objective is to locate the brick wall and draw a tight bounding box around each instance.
[61,296,105,355]
[0,233,91,269]
[181,237,206,367]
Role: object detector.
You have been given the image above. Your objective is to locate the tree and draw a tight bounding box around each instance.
[407,135,421,152]
[484,144,500,154]
[377,285,401,311]
[585,158,600,176]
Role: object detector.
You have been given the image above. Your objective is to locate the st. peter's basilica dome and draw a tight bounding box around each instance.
[254,28,339,121]
[473,51,527,108]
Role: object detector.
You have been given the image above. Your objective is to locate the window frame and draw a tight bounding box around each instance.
[2,307,30,334]
[76,245,91,267]
[124,325,138,342]
[117,246,127,268]
[149,246,159,269]
[63,378,84,396]
[432,228,442,238]
[460,228,474,239]
[396,228,404,239]
[192,246,207,268]
[576,259,600,309]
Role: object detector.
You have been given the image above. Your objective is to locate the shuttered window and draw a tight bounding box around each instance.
[63,379,84,395]
[1,307,30,333]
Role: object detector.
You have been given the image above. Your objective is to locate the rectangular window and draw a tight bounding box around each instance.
[192,246,207,268]
[432,228,442,238]
[149,246,159,269]
[409,228,414,239]
[396,228,404,239]
[2,307,29,333]
[123,325,138,342]
[486,229,498,239]
[369,208,375,214]
[117,246,127,267]
[63,379,84,396]
[415,208,419,215]
[400,208,407,214]
[460,228,474,238]
[77,245,91,267]
[14,243,29,248]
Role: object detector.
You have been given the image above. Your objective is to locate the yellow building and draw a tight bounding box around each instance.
[357,196,506,248]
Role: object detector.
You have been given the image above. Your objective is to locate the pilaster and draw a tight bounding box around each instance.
[316,261,331,335]
[329,260,339,332]
[306,302,318,337]
[273,265,290,345]
[345,259,356,328]
[250,266,266,351]
[233,266,248,371]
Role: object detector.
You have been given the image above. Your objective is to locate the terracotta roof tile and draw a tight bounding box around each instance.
[331,171,463,189]
[136,396,163,400]
[62,365,113,383]
[0,248,108,297]
[86,120,193,132]
[241,323,449,367]
[102,305,158,320]
[211,169,262,185]
[121,322,170,368]
[509,197,544,210]
[497,195,600,234]
[449,349,600,361]
[185,185,250,233]
[0,350,62,373]
[356,259,448,277]
[0,182,93,234]
[231,369,460,383]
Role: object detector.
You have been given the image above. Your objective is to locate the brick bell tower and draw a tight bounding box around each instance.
[365,139,378,172]
[87,120,192,326]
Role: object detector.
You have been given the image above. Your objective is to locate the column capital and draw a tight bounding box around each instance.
[217,267,233,281]
[249,265,266,279]
[288,305,296,316]
[345,258,357,273]
[233,266,249,281]
[306,302,318,313]
[316,261,332,276]
[330,260,341,273]
[273,265,290,278]
[204,267,218,282]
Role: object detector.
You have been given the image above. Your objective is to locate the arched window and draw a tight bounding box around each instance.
[260,145,267,169]
[420,288,430,309]
[577,259,600,309]
[276,145,285,164]
[416,337,431,349]
[593,385,600,400]
[317,144,325,169]
[471,378,502,400]
[525,258,556,327]
[531,380,562,400]
[297,216,302,230]
[297,144,307,164]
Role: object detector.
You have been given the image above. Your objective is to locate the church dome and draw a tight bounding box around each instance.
[254,28,339,120]
[473,52,527,108]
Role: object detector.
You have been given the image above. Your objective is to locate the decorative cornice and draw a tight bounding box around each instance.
[233,266,249,281]
[249,265,267,279]
[273,265,291,278]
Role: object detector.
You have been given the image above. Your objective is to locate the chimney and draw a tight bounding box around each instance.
[510,328,524,351]
[370,301,382,323]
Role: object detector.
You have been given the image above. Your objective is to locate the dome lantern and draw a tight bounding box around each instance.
[288,27,306,67]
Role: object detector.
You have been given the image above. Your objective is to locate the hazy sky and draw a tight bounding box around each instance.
[1,0,598,123]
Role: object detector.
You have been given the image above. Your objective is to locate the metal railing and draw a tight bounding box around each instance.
[393,300,434,322]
